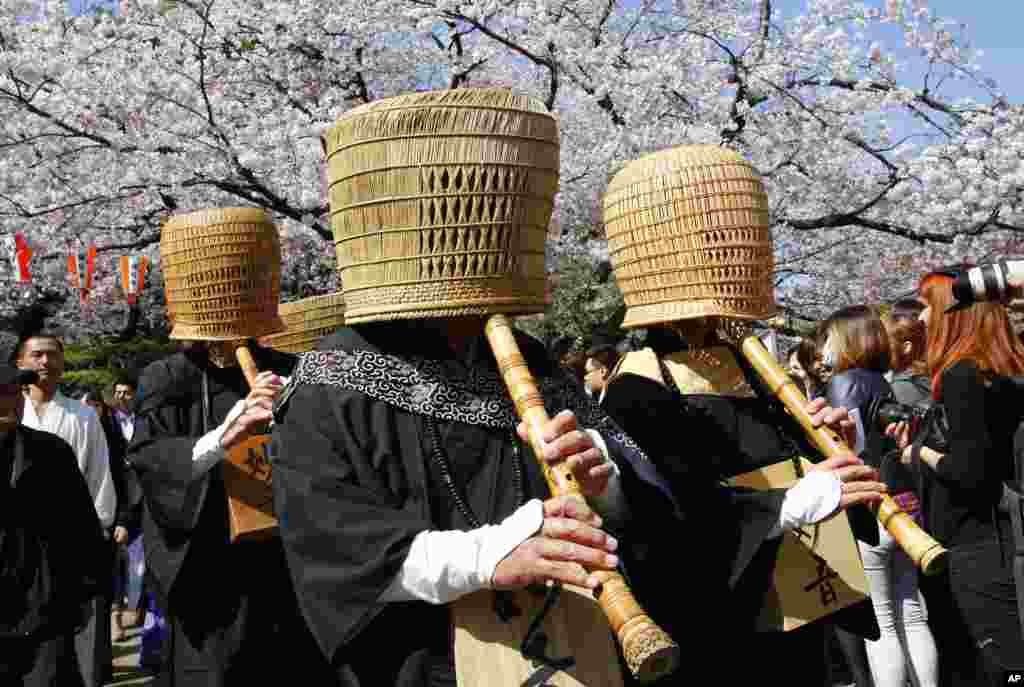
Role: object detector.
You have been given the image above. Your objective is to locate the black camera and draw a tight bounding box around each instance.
[865,393,950,453]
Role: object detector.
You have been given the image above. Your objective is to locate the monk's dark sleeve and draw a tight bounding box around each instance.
[129,359,211,534]
[602,373,786,589]
[273,382,434,666]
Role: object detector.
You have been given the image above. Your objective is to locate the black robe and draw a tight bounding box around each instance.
[272,323,679,687]
[1,426,107,638]
[600,347,880,687]
[129,345,335,686]
[1,426,107,684]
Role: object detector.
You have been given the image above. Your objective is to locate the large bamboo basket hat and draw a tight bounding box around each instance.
[323,88,559,324]
[160,208,285,341]
[602,145,775,329]
[261,292,347,353]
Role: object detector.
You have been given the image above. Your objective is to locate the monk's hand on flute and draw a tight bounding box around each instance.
[516,409,614,499]
[807,454,887,512]
[492,495,619,592]
[220,371,285,451]
[805,397,857,448]
[801,398,888,511]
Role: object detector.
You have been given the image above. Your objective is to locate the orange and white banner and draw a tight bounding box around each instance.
[119,255,149,304]
[68,245,97,301]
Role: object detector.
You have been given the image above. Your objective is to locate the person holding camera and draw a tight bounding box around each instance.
[888,266,1024,685]
[822,305,938,687]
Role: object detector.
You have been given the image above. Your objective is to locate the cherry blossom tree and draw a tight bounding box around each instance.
[2,0,1022,341]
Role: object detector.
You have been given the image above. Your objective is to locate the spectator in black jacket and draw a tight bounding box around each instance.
[824,305,938,687]
[1,364,108,686]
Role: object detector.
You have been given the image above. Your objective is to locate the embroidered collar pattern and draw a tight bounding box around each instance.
[285,348,649,461]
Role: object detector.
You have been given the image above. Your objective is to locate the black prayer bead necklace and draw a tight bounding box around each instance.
[425,417,525,529]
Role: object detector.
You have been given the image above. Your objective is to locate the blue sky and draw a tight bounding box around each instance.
[777,0,1023,105]
[67,0,117,16]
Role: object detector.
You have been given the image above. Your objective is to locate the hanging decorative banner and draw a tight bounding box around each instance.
[1,233,32,283]
[119,255,149,304]
[68,245,97,302]
[14,234,32,283]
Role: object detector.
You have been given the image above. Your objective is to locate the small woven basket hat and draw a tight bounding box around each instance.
[602,145,775,329]
[261,292,347,353]
[160,208,285,340]
[324,88,559,324]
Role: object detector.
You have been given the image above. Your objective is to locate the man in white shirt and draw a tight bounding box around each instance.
[17,332,116,687]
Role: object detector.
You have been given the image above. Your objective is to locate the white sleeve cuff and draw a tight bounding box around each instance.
[779,470,842,532]
[584,430,629,525]
[190,399,246,480]
[380,499,544,604]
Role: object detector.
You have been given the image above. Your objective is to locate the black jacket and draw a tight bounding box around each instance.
[827,368,913,494]
[100,412,142,533]
[0,426,107,639]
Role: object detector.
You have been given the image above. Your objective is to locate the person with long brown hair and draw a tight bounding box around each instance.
[823,305,938,687]
[881,300,931,406]
[789,337,827,400]
[889,266,1024,685]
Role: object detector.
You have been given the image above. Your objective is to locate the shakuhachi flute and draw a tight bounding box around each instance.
[484,314,681,683]
[234,343,260,388]
[736,332,948,576]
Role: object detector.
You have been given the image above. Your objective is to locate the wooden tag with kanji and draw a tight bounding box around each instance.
[223,434,278,543]
[731,458,870,631]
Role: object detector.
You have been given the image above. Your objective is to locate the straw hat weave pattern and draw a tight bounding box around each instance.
[324,88,559,324]
[261,292,347,353]
[602,145,775,329]
[160,207,285,341]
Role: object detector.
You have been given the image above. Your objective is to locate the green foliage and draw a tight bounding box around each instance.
[63,337,177,372]
[60,336,177,398]
[62,369,119,398]
[516,251,629,353]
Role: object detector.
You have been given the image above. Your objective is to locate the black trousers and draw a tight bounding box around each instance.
[0,633,78,687]
[949,536,1024,686]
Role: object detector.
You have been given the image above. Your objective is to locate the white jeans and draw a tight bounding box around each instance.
[859,522,939,687]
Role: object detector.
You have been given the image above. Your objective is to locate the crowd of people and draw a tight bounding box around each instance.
[6,266,1021,687]
[560,267,1024,687]
[3,90,1024,687]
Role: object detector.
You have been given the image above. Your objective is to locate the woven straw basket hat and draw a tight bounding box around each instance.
[160,208,285,341]
[261,292,347,353]
[323,88,559,324]
[602,145,775,329]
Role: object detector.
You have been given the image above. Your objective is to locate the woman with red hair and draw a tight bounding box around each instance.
[889,266,1024,684]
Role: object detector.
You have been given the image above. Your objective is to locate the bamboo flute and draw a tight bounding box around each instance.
[738,334,947,576]
[235,343,260,388]
[484,314,680,683]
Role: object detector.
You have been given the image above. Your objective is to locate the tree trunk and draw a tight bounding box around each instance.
[118,302,141,340]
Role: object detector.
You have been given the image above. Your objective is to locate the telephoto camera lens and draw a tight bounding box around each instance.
[951,261,1024,307]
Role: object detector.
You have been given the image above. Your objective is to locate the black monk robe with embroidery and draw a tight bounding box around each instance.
[271,323,678,687]
[128,345,336,687]
[600,345,881,687]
